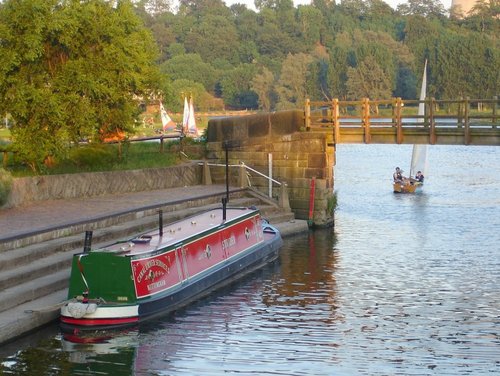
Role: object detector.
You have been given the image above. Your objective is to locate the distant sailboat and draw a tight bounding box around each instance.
[393,60,427,193]
[187,96,199,137]
[182,95,199,137]
[160,101,176,132]
[182,96,190,135]
[410,59,428,182]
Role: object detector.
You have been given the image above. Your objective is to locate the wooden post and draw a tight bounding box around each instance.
[423,97,429,128]
[160,135,164,153]
[362,98,371,144]
[429,97,436,145]
[395,97,403,144]
[278,183,291,211]
[464,96,470,145]
[202,161,212,185]
[493,96,498,129]
[332,98,340,144]
[305,98,311,131]
[457,96,463,128]
[238,163,248,188]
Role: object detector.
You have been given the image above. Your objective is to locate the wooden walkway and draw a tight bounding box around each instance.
[305,97,500,146]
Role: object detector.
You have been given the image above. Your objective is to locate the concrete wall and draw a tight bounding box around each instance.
[206,110,335,227]
[5,163,201,208]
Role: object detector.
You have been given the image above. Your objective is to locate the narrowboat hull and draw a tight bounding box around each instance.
[60,207,282,329]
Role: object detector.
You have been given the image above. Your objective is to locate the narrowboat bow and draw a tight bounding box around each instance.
[61,206,282,329]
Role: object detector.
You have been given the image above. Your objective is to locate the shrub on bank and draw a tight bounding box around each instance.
[6,140,195,176]
[0,168,13,206]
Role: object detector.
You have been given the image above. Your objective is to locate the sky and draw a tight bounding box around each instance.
[221,0,454,11]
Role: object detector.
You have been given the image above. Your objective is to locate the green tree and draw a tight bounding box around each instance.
[297,5,323,45]
[394,63,417,99]
[276,53,314,109]
[0,0,164,172]
[184,14,240,63]
[251,67,275,111]
[160,53,217,93]
[135,0,175,16]
[169,79,221,112]
[219,64,258,109]
[346,56,392,100]
[463,0,500,33]
[397,0,446,17]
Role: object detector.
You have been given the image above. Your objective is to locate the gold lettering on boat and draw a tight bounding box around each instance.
[137,258,170,283]
[147,280,166,291]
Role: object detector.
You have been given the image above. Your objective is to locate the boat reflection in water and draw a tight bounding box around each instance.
[59,231,339,375]
[60,327,139,374]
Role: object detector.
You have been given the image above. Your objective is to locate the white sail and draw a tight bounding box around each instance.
[410,60,428,179]
[182,96,190,134]
[160,102,175,131]
[187,96,199,136]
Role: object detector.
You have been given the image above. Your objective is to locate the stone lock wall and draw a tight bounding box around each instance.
[4,163,202,208]
[206,110,335,227]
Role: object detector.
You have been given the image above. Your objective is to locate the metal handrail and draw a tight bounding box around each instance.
[199,161,282,186]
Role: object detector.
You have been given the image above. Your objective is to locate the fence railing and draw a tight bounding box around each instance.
[305,97,500,145]
[198,161,290,210]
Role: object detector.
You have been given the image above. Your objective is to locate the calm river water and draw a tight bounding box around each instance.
[1,144,499,375]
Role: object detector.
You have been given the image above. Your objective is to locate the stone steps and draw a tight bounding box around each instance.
[0,189,303,345]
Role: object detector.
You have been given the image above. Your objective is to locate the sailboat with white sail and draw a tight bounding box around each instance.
[159,101,176,132]
[182,95,200,137]
[393,60,428,193]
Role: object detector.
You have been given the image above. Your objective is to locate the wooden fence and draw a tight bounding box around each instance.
[305,97,500,145]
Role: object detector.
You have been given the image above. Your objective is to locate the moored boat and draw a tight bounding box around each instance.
[60,206,282,329]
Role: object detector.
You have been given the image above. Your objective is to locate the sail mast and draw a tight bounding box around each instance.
[410,60,428,179]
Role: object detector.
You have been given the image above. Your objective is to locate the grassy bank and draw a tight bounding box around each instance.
[0,111,212,177]
[3,138,205,177]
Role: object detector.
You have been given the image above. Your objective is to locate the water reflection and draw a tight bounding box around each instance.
[1,145,499,375]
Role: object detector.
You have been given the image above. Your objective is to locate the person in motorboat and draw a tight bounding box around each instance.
[415,171,424,183]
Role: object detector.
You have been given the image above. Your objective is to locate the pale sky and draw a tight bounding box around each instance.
[222,0,453,11]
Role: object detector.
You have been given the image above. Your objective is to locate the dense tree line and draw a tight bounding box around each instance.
[135,0,499,111]
[0,0,498,171]
[0,0,165,170]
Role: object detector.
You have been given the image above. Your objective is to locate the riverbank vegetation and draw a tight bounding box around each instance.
[0,0,498,174]
[2,138,205,177]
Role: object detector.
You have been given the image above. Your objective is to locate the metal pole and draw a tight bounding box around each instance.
[158,210,163,237]
[268,153,272,198]
[225,142,229,203]
[83,231,93,253]
[222,197,227,221]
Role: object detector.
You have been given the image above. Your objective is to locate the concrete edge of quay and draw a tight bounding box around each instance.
[0,219,309,347]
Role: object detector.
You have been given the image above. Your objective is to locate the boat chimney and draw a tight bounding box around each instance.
[222,197,227,221]
[159,210,164,237]
[83,230,93,253]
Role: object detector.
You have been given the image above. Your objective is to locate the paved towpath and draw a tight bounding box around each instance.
[0,185,308,347]
[0,184,239,242]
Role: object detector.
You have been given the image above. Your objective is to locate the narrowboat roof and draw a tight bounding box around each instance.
[92,207,260,257]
